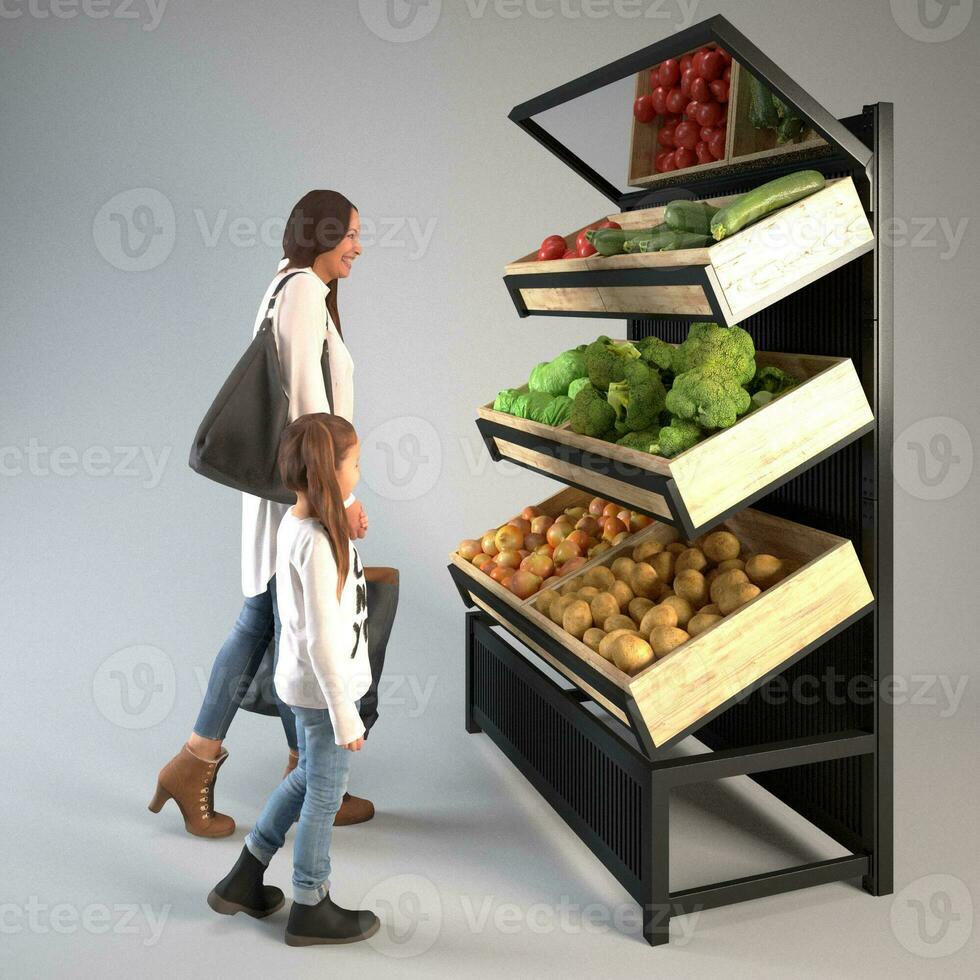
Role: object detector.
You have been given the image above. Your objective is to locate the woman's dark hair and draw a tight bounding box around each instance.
[281,190,357,336]
[278,413,358,599]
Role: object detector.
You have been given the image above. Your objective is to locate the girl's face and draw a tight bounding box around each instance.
[336,439,361,499]
[313,210,362,281]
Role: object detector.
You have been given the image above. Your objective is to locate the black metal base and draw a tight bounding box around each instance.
[466,612,877,947]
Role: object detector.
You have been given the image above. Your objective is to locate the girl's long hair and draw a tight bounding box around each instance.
[278,413,357,599]
[281,190,356,337]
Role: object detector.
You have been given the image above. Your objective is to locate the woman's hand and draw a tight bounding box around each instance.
[346,499,368,539]
[343,737,365,752]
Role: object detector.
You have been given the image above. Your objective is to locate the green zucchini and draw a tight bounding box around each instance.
[637,230,712,252]
[622,223,666,253]
[710,170,826,241]
[586,225,660,256]
[748,73,779,130]
[664,200,720,237]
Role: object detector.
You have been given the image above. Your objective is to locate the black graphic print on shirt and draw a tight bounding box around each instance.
[350,546,367,660]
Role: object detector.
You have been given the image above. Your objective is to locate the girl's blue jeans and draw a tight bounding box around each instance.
[245,706,353,904]
[192,577,298,750]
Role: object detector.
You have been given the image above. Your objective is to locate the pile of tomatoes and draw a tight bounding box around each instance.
[632,46,733,174]
[535,218,621,261]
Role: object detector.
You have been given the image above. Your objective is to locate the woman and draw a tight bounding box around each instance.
[149,190,375,837]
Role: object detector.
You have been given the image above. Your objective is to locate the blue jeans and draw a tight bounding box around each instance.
[192,577,298,750]
[245,706,352,904]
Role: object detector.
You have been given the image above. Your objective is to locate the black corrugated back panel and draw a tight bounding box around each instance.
[471,629,644,881]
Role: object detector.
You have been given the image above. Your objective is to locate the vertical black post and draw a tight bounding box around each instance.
[465,611,482,735]
[643,774,671,946]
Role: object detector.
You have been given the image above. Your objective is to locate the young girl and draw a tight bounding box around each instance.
[206,413,380,946]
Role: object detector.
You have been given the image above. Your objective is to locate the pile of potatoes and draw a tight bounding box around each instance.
[532,527,801,677]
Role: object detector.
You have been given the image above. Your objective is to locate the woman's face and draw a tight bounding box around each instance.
[313,210,362,281]
[336,439,361,499]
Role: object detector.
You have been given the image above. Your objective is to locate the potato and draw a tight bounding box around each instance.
[700,603,721,616]
[717,558,746,574]
[562,599,593,639]
[583,565,616,591]
[650,551,675,584]
[610,556,636,581]
[717,582,761,615]
[611,634,656,676]
[675,547,708,574]
[609,579,634,611]
[598,628,640,662]
[745,554,786,589]
[640,603,678,634]
[650,625,690,658]
[705,568,719,587]
[589,541,612,558]
[535,589,559,617]
[673,569,709,607]
[659,594,694,629]
[590,592,621,629]
[710,568,750,606]
[560,576,585,596]
[632,539,663,563]
[628,597,656,624]
[550,594,576,626]
[604,614,637,634]
[577,585,600,601]
[659,588,675,600]
[582,628,606,653]
[630,562,660,599]
[665,542,687,556]
[688,611,722,637]
[702,530,741,563]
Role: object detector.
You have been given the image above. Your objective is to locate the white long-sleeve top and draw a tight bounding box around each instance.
[274,509,371,744]
[241,261,355,597]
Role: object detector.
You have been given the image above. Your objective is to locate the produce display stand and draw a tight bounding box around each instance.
[450,15,892,946]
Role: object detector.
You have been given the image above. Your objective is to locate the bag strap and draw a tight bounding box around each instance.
[259,270,306,330]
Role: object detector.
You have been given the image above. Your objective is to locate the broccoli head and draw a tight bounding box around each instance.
[651,418,704,458]
[635,335,675,374]
[607,361,668,435]
[672,322,756,385]
[616,428,662,453]
[665,364,752,429]
[748,364,799,397]
[569,385,616,440]
[585,335,642,390]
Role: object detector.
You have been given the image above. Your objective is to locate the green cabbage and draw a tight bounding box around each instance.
[528,348,588,397]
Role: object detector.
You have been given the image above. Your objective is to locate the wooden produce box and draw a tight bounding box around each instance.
[476,350,875,540]
[450,507,874,751]
[503,176,874,325]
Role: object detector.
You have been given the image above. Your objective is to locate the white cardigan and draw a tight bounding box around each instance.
[241,262,354,597]
[274,510,371,744]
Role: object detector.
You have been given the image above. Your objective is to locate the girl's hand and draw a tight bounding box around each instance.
[346,500,367,540]
[344,737,365,752]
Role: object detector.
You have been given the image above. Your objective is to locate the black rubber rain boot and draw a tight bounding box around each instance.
[285,893,380,946]
[207,846,285,919]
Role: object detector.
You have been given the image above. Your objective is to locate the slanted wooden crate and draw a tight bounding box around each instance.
[476,350,874,539]
[503,177,874,325]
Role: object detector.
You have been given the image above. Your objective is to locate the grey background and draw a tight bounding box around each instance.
[1,0,977,976]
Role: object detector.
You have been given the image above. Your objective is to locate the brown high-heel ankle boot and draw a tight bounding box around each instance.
[148,744,235,838]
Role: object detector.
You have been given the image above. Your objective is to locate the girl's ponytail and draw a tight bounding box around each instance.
[278,413,356,599]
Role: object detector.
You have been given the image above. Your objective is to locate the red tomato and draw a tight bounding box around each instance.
[674,121,699,150]
[716,47,732,65]
[665,87,686,115]
[660,151,677,172]
[723,65,731,83]
[698,50,723,81]
[679,53,693,73]
[680,67,694,98]
[691,49,707,76]
[597,220,621,230]
[650,85,668,116]
[541,234,565,250]
[633,94,655,123]
[537,243,564,261]
[649,65,660,86]
[709,79,729,103]
[562,248,578,258]
[700,125,716,143]
[709,130,727,160]
[695,141,713,165]
[685,100,699,119]
[658,58,680,87]
[575,229,597,257]
[674,146,696,169]
[664,113,682,126]
[695,101,723,127]
[654,149,672,171]
[690,76,710,102]
[657,123,677,148]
